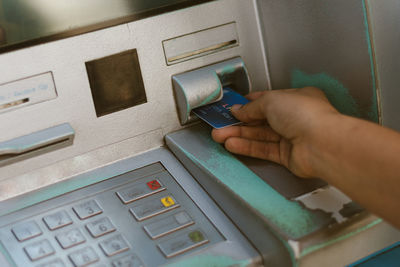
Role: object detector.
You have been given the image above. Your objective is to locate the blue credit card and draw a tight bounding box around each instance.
[192,87,249,129]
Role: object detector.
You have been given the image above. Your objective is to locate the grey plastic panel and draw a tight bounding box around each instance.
[0,148,261,267]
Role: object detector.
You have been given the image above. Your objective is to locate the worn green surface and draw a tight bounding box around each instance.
[291,69,361,118]
[362,0,379,123]
[165,255,251,267]
[179,131,324,240]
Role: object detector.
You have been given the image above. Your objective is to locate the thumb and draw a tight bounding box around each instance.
[230,97,268,123]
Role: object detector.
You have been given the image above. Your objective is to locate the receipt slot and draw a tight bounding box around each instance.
[172,57,251,125]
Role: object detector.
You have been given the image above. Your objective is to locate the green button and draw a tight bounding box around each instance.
[188,231,204,243]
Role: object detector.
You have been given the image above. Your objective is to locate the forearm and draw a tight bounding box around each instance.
[310,114,400,227]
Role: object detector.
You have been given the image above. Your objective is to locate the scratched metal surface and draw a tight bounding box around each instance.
[367,0,400,131]
[256,0,378,122]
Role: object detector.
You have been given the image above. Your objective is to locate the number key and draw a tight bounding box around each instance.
[43,210,72,230]
[72,200,103,220]
[86,217,116,238]
[56,229,86,249]
[68,247,99,267]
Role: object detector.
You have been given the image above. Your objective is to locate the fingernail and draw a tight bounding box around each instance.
[231,104,242,112]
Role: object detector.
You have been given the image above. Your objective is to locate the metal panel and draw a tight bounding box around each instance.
[256,0,378,121]
[367,0,400,130]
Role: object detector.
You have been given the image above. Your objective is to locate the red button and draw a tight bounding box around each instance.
[147,180,161,190]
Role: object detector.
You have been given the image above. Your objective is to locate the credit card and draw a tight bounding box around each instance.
[192,87,249,129]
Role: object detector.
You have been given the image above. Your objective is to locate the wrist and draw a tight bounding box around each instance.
[306,112,346,178]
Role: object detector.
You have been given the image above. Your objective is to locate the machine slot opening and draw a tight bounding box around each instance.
[168,39,237,63]
[0,138,70,161]
[0,98,29,110]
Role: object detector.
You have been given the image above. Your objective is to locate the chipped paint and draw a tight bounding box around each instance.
[294,186,352,223]
[164,255,252,267]
[178,132,326,241]
[291,69,361,117]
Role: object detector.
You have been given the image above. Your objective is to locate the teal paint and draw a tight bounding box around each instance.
[179,133,324,241]
[165,255,251,267]
[218,64,238,76]
[362,0,379,122]
[291,69,361,117]
[300,218,382,258]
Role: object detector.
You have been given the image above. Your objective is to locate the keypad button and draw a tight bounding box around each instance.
[99,234,129,257]
[12,220,42,242]
[130,195,179,221]
[86,217,116,238]
[68,247,99,267]
[116,179,165,204]
[56,229,86,249]
[43,210,73,230]
[157,229,208,258]
[144,211,194,239]
[72,200,103,220]
[24,239,55,261]
[36,258,66,267]
[112,254,144,267]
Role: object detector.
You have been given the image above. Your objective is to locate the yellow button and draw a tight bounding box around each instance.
[161,196,175,207]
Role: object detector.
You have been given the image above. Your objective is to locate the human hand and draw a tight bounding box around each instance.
[211,87,340,178]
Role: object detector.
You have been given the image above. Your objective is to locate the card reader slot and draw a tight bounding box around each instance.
[0,98,29,110]
[0,123,75,166]
[168,40,238,63]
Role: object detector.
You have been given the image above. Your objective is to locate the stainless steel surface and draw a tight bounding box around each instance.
[172,57,251,125]
[0,0,268,190]
[0,0,212,52]
[163,22,239,65]
[0,123,75,167]
[0,148,261,266]
[256,0,379,121]
[367,0,400,130]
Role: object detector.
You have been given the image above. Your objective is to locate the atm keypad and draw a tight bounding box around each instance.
[98,235,129,257]
[12,221,42,242]
[43,211,73,231]
[68,247,99,267]
[55,229,86,249]
[129,195,179,221]
[116,179,165,204]
[72,200,103,220]
[144,211,194,239]
[86,217,116,238]
[24,239,55,261]
[0,165,219,266]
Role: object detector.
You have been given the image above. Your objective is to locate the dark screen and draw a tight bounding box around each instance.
[86,49,147,117]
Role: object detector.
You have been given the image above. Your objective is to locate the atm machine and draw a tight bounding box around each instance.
[0,0,399,266]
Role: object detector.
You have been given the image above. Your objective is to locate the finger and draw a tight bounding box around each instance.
[245,91,266,101]
[231,94,270,123]
[211,125,280,144]
[224,137,281,164]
